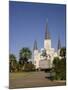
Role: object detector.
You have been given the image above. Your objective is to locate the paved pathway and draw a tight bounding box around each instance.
[9,71,66,89]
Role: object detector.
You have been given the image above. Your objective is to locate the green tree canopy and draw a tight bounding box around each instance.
[19,47,32,64]
[60,47,66,58]
[53,57,60,66]
[53,56,66,80]
[9,54,17,72]
[9,54,16,61]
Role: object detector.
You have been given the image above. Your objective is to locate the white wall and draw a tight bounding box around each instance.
[44,40,51,49]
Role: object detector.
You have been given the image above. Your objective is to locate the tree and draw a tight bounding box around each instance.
[60,47,66,80]
[53,57,60,67]
[9,54,17,72]
[23,62,35,71]
[60,47,66,58]
[41,49,47,57]
[53,56,66,80]
[19,47,32,65]
[60,58,66,80]
[53,57,61,79]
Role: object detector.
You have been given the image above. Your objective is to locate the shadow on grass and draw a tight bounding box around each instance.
[45,76,54,81]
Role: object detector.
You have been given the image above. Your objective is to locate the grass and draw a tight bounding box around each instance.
[9,72,34,80]
[9,71,66,89]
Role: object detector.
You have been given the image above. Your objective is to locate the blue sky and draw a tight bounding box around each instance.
[9,1,66,59]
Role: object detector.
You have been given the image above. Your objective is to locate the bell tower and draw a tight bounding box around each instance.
[33,40,39,69]
[44,19,51,50]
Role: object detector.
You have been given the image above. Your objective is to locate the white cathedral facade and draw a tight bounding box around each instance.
[33,20,61,70]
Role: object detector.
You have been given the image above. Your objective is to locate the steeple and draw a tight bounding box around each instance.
[33,40,38,50]
[57,35,61,50]
[45,19,50,39]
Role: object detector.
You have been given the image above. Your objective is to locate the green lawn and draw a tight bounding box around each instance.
[9,72,34,79]
[9,71,66,89]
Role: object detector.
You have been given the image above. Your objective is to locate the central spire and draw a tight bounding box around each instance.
[45,19,50,39]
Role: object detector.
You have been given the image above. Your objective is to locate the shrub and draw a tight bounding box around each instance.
[23,63,35,72]
[53,57,66,80]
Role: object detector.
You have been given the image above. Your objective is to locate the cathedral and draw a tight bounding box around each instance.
[33,19,61,70]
